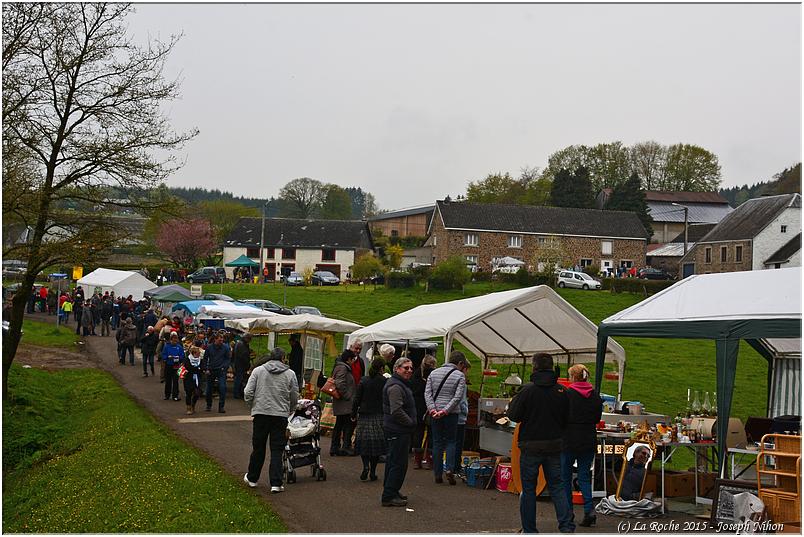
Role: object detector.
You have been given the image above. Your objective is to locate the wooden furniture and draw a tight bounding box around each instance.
[757,434,801,524]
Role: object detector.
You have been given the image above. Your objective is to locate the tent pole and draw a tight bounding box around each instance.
[715,338,740,473]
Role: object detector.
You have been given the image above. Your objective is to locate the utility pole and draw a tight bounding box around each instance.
[259,203,266,284]
[671,203,689,254]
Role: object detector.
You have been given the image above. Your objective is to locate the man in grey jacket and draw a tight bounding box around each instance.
[243,347,298,493]
[424,350,470,485]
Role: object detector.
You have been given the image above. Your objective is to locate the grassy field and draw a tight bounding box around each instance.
[194,281,769,422]
[2,364,287,533]
[20,318,81,348]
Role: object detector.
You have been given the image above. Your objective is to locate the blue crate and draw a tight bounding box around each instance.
[466,464,493,487]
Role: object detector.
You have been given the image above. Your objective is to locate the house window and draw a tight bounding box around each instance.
[601,241,613,255]
[735,245,743,263]
[705,247,712,263]
[246,247,259,258]
[465,255,478,265]
[620,260,633,268]
[720,246,728,263]
[464,233,478,246]
[321,248,336,261]
[508,235,522,248]
[781,225,788,233]
[391,229,399,237]
[266,248,275,259]
[579,258,593,268]
[282,248,296,260]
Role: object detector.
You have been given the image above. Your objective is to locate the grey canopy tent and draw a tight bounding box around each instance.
[594,267,801,470]
[144,284,192,301]
[747,338,801,418]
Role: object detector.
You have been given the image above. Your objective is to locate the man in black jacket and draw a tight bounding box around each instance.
[232,334,252,400]
[507,353,574,533]
[205,334,232,413]
[381,357,417,507]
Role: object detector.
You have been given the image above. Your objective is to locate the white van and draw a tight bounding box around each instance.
[557,270,602,290]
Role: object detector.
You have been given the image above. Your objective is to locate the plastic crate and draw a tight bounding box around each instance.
[466,464,493,487]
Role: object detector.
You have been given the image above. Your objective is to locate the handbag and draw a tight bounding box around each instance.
[321,375,341,399]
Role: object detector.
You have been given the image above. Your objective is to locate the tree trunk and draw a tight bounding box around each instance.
[2,271,37,399]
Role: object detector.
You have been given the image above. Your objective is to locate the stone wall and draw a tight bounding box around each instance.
[683,240,753,274]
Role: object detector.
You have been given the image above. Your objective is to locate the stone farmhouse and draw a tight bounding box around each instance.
[424,199,649,274]
[678,193,801,277]
[222,217,373,281]
[368,205,434,239]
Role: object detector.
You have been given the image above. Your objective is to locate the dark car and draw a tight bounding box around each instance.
[292,305,323,316]
[637,267,673,280]
[240,299,293,315]
[186,266,225,284]
[311,271,340,286]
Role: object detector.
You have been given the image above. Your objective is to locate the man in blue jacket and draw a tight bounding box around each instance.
[205,333,231,413]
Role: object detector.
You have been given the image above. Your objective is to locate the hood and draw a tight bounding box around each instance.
[569,381,594,398]
[265,361,290,374]
[530,370,557,387]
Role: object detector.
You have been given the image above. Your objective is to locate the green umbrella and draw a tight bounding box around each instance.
[225,254,259,267]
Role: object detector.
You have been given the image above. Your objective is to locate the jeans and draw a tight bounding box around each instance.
[430,412,458,476]
[184,375,201,407]
[382,433,411,502]
[233,367,246,399]
[331,414,354,452]
[142,350,155,375]
[206,368,227,410]
[561,451,594,516]
[101,319,110,336]
[247,414,288,487]
[453,423,466,472]
[164,366,179,399]
[119,344,134,365]
[519,451,575,533]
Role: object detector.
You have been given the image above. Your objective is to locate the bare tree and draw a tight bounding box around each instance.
[278,177,325,218]
[629,141,668,190]
[2,3,197,398]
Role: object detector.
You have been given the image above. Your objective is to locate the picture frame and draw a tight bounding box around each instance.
[709,479,760,527]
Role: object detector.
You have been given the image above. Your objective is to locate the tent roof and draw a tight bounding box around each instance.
[144,284,192,299]
[601,267,801,326]
[77,268,155,300]
[760,338,801,359]
[349,285,626,367]
[198,303,277,319]
[225,254,259,267]
[225,314,363,334]
[494,256,525,266]
[171,300,219,315]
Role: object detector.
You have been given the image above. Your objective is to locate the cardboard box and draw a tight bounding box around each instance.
[658,470,696,497]
[697,472,717,499]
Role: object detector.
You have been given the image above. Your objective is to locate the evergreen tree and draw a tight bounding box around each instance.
[550,167,594,208]
[607,173,653,237]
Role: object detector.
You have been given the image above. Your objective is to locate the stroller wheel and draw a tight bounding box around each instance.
[318,468,327,481]
[287,469,296,484]
[311,465,317,477]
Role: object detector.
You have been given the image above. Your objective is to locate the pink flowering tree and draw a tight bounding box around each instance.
[155,218,217,269]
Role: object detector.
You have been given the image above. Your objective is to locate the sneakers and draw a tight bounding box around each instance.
[270,486,285,493]
[218,408,226,414]
[382,497,407,507]
[243,474,257,488]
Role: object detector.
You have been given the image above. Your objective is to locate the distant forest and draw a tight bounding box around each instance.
[719,163,801,207]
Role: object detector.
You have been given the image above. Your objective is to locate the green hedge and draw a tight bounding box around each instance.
[386,271,417,288]
[601,277,675,294]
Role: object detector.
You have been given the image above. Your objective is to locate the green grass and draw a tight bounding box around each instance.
[20,319,80,348]
[194,281,769,423]
[2,365,287,533]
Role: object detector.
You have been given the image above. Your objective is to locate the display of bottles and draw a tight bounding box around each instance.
[691,390,701,414]
[702,391,712,415]
[685,388,693,417]
[712,392,717,417]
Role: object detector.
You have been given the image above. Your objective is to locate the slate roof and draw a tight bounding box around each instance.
[644,191,730,204]
[669,223,717,243]
[764,233,802,265]
[697,194,801,243]
[436,200,648,240]
[223,217,373,250]
[647,201,733,224]
[646,243,687,257]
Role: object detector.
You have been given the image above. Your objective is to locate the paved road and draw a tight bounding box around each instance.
[59,319,700,533]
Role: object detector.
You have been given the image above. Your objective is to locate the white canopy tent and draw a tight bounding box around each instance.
[197,303,278,320]
[752,338,801,418]
[349,285,627,396]
[225,314,363,334]
[77,268,155,301]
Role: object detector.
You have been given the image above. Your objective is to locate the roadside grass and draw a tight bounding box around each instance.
[21,318,80,348]
[2,364,287,533]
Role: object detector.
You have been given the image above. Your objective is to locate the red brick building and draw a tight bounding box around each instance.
[425,200,648,274]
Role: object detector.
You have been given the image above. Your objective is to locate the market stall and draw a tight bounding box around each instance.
[348,285,635,458]
[594,267,802,471]
[77,268,155,300]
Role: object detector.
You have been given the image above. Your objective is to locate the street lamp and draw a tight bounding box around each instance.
[670,202,689,254]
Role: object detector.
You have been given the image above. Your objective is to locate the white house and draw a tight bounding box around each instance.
[222,217,374,281]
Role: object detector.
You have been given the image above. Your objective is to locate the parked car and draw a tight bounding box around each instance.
[637,267,674,280]
[281,271,304,286]
[292,305,323,316]
[200,293,234,301]
[186,266,225,284]
[557,270,602,290]
[311,271,340,286]
[240,299,293,315]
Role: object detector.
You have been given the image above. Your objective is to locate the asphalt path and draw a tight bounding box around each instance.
[52,317,701,534]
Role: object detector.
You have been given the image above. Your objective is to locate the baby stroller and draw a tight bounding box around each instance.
[284,399,326,483]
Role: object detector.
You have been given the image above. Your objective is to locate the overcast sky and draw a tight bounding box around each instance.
[128,3,801,211]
